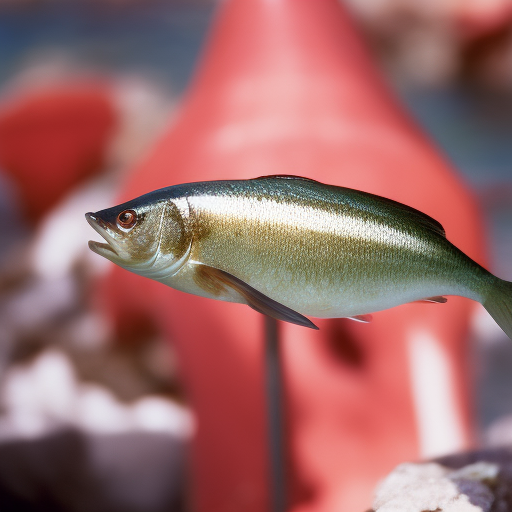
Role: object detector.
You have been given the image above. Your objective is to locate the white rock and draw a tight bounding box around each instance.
[373,462,495,512]
[131,396,194,437]
[75,384,133,434]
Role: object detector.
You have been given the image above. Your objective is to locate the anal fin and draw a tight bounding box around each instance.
[347,314,373,323]
[193,264,319,330]
[415,296,447,304]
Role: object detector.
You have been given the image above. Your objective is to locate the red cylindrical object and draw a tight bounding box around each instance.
[102,1,486,510]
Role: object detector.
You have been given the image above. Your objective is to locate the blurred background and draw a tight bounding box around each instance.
[0,0,511,511]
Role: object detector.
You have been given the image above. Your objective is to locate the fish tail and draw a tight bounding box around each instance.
[483,277,512,340]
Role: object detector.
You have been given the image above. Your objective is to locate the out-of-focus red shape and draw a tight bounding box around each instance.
[454,1,512,41]
[0,84,116,224]
[101,0,486,510]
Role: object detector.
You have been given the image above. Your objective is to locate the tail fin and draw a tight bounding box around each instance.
[483,278,512,340]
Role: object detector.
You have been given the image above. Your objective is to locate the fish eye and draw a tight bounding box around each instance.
[117,209,137,229]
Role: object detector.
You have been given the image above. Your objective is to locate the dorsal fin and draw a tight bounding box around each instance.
[252,174,321,184]
[252,175,446,238]
[393,201,446,237]
[362,192,446,238]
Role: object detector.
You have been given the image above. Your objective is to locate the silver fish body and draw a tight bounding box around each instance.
[86,176,512,336]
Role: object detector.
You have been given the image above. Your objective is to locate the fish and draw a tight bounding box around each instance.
[85,175,512,338]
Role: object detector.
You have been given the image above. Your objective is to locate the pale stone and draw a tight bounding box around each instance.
[372,461,496,512]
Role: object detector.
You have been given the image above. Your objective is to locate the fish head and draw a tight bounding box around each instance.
[86,194,192,279]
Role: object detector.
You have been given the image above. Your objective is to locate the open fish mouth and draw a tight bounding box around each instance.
[85,212,119,258]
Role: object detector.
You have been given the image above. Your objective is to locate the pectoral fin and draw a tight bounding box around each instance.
[193,264,319,329]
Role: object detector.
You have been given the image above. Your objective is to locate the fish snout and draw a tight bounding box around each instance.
[85,212,120,259]
[85,212,105,229]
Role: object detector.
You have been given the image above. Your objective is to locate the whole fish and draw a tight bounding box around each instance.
[86,175,512,337]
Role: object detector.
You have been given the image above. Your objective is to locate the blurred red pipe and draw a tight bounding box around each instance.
[100,0,487,510]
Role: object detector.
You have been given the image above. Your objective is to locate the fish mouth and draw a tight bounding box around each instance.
[85,212,120,259]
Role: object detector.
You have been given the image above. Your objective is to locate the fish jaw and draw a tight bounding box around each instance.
[85,212,124,263]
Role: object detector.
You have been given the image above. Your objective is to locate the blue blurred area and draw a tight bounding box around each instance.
[0,0,214,93]
[402,88,512,186]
